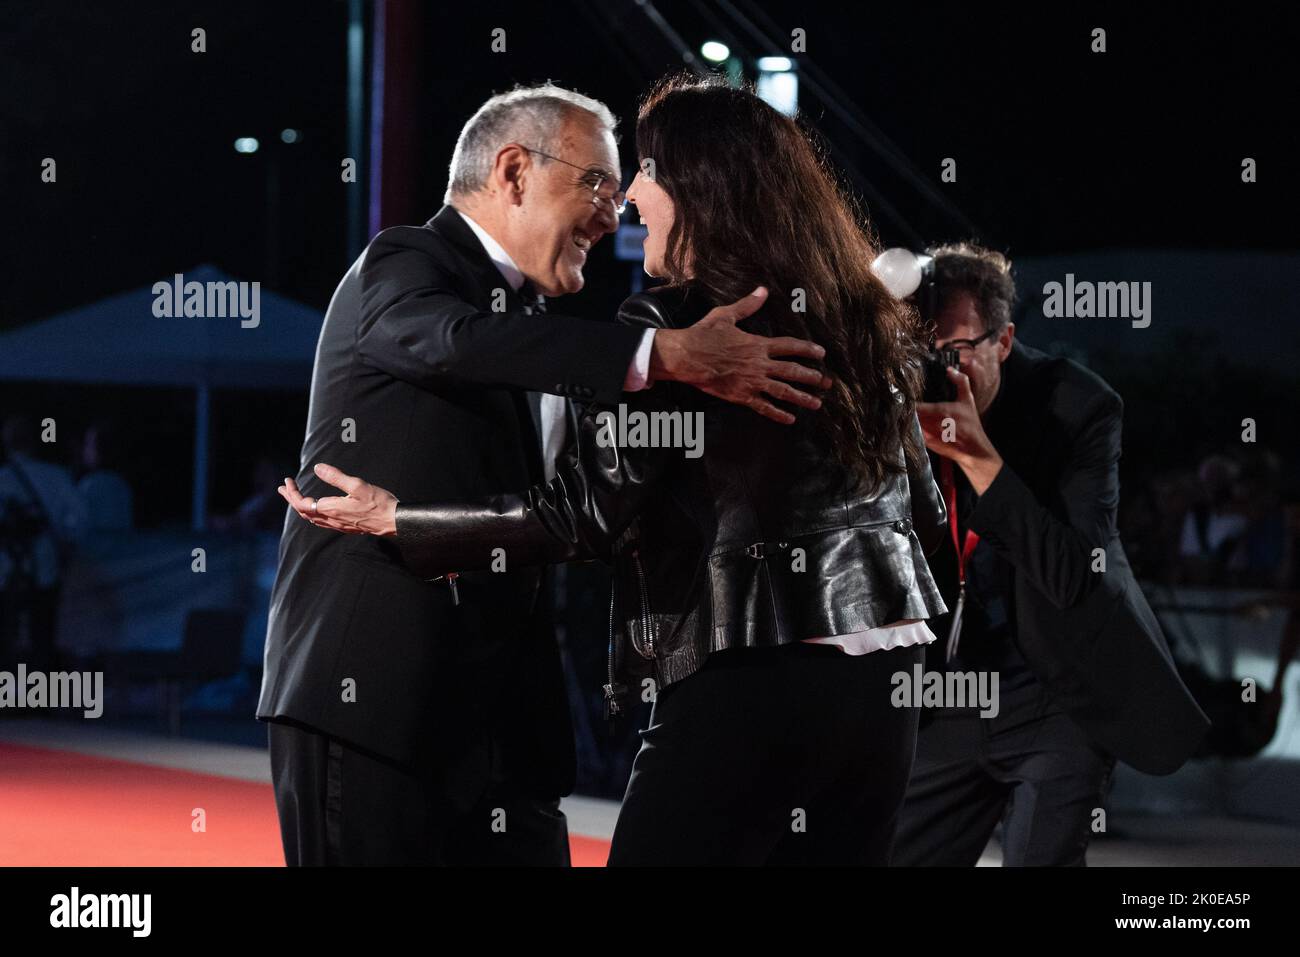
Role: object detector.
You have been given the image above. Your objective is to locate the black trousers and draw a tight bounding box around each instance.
[892,681,1115,866]
[608,641,924,866]
[267,720,570,866]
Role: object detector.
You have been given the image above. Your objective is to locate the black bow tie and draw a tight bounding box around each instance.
[520,282,546,314]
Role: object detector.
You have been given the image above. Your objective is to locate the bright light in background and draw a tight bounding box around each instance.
[233,137,260,154]
[757,56,792,72]
[700,40,730,63]
[757,70,798,116]
[280,128,300,144]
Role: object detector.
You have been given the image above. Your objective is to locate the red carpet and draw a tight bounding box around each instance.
[0,742,611,866]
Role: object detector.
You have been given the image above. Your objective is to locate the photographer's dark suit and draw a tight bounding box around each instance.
[893,339,1209,866]
[257,206,642,864]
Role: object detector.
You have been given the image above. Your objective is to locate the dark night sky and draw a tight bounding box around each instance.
[5,0,1296,326]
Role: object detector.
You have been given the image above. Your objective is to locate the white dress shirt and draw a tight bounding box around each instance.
[803,618,937,655]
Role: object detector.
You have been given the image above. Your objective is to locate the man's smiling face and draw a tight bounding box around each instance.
[512,111,621,296]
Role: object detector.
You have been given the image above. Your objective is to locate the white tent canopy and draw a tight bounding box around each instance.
[0,264,323,528]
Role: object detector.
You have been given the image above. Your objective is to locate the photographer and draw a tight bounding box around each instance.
[0,414,84,673]
[892,243,1209,866]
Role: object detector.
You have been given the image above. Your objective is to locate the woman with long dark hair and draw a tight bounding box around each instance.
[283,73,948,865]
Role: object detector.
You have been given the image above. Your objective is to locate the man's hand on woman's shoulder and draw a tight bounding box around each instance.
[648,286,832,425]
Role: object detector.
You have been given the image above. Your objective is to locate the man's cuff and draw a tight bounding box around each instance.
[966,461,1026,539]
[622,329,657,391]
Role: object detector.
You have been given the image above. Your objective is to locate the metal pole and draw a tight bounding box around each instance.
[346,0,366,260]
[191,383,210,532]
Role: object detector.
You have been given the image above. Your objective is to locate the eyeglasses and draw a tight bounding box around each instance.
[523,147,627,215]
[937,329,996,355]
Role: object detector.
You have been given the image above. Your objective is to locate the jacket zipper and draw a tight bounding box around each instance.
[603,587,626,720]
[631,547,655,659]
[603,544,657,721]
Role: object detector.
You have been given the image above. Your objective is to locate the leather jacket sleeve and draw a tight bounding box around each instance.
[906,411,948,556]
[393,293,677,580]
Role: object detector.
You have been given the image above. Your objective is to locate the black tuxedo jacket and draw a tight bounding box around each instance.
[257,206,642,802]
[925,339,1209,774]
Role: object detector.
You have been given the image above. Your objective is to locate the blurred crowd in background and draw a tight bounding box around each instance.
[1125,448,1298,590]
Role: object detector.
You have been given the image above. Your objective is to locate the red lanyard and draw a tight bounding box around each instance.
[939,458,980,585]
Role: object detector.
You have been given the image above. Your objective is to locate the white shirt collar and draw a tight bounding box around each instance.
[455,208,526,293]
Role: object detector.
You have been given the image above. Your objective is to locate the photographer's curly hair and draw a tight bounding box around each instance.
[636,72,928,490]
[927,241,1017,334]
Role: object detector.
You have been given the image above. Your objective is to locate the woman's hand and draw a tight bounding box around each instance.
[278,463,398,537]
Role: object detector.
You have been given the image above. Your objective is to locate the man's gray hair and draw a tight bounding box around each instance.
[444,84,618,204]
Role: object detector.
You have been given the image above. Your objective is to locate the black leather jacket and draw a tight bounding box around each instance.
[395,285,949,717]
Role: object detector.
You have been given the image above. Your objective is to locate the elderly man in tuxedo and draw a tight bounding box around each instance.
[258,84,828,865]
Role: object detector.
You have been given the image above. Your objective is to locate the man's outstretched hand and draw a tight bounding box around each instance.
[278,463,399,537]
[649,286,832,425]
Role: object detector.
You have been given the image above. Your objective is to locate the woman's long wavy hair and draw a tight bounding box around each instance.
[636,73,929,490]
